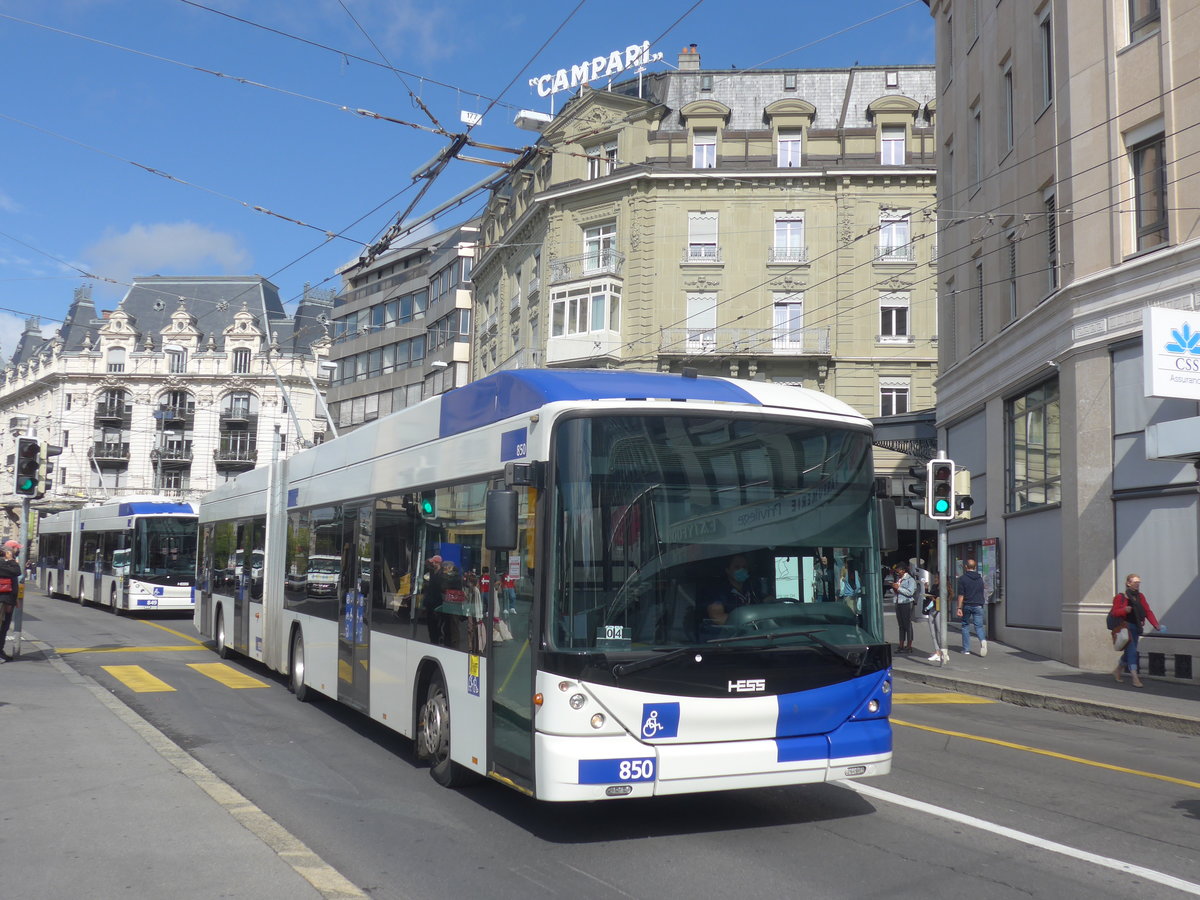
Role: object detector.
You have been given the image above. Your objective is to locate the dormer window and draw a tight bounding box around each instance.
[693,131,716,168]
[232,347,251,374]
[586,140,618,180]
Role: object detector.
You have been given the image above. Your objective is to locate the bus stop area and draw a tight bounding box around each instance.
[0,632,363,900]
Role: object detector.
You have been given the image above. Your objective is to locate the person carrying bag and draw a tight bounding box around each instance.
[0,547,23,662]
[1109,574,1164,688]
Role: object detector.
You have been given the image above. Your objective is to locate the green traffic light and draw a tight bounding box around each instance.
[933,498,951,514]
[420,498,435,516]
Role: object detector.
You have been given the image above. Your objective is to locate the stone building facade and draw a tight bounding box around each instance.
[1,277,334,517]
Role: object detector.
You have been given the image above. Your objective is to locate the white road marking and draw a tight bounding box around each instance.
[841,781,1200,896]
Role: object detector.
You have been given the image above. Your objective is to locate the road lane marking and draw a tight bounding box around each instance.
[59,644,208,655]
[894,692,993,704]
[102,665,176,693]
[144,620,208,645]
[894,718,1200,790]
[188,662,270,689]
[842,781,1200,896]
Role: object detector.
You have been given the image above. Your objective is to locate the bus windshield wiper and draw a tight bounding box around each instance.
[611,646,700,677]
[704,629,868,670]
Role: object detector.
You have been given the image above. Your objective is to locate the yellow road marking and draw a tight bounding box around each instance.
[102,665,176,693]
[59,645,208,655]
[893,718,1200,790]
[143,620,207,646]
[894,692,994,704]
[187,663,270,689]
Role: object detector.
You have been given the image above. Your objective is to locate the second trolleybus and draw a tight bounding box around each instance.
[195,369,896,801]
[37,496,199,612]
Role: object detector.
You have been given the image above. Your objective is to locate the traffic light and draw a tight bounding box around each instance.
[904,464,927,512]
[954,467,974,519]
[37,441,63,499]
[928,459,955,521]
[14,437,40,496]
[419,492,436,517]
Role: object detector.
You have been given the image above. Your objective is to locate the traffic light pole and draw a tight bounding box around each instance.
[13,497,29,658]
[938,519,948,663]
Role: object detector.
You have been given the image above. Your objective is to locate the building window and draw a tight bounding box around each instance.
[881,126,905,165]
[1129,0,1160,42]
[586,140,618,180]
[879,292,910,342]
[778,130,802,167]
[550,282,621,337]
[772,212,806,263]
[693,130,716,168]
[1039,15,1053,106]
[1008,379,1060,511]
[1044,190,1059,292]
[232,347,251,374]
[106,347,126,373]
[686,211,719,261]
[1131,134,1168,252]
[685,292,717,351]
[970,102,982,188]
[879,209,912,260]
[783,73,797,90]
[700,74,713,91]
[880,380,910,417]
[772,293,804,350]
[166,348,187,374]
[1001,68,1014,154]
[582,222,617,272]
[885,70,899,88]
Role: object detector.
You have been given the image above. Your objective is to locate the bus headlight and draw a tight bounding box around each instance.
[590,713,606,729]
[569,693,587,710]
[867,699,879,713]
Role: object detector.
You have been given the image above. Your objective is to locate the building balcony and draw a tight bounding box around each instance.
[876,243,916,263]
[89,442,130,465]
[681,245,722,265]
[95,402,128,422]
[214,447,258,468]
[658,326,831,358]
[548,250,625,284]
[156,404,195,427]
[527,276,540,297]
[219,409,254,428]
[768,246,809,264]
[509,290,521,312]
[151,445,193,467]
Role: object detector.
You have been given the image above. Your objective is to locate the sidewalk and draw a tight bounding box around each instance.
[886,608,1200,736]
[0,633,364,900]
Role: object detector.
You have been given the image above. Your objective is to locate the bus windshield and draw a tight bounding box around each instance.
[133,517,198,580]
[549,414,883,653]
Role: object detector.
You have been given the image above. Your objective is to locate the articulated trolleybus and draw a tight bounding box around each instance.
[196,370,894,801]
[37,496,199,612]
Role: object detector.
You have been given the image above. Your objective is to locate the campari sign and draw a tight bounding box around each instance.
[528,40,664,98]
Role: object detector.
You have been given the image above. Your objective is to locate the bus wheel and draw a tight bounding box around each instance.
[215,608,230,659]
[289,629,310,702]
[418,673,475,788]
[109,585,122,615]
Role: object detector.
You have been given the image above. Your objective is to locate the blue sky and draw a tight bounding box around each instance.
[0,0,933,352]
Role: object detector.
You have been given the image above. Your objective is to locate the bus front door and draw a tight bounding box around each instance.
[337,505,370,713]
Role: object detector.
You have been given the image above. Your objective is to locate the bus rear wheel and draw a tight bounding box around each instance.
[417,673,475,788]
[215,608,230,659]
[289,629,310,702]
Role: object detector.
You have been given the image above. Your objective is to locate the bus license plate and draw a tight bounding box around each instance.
[578,758,655,784]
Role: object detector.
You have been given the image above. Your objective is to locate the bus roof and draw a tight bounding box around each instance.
[439,369,861,439]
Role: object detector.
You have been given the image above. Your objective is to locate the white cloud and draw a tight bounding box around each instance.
[83,222,252,286]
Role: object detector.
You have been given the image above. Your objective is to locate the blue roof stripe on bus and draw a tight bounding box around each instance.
[438,370,761,438]
[117,502,195,515]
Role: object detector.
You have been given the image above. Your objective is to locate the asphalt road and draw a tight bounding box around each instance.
[25,591,1200,900]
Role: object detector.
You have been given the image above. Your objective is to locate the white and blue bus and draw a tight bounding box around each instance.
[195,369,894,801]
[37,496,199,612]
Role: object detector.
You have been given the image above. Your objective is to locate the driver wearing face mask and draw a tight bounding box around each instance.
[705,554,762,627]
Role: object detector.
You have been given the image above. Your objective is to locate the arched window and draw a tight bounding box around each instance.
[232,347,251,374]
[106,347,126,373]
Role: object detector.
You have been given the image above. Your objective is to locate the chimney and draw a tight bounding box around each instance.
[678,43,700,71]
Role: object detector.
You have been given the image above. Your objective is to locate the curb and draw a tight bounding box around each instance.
[892,666,1200,736]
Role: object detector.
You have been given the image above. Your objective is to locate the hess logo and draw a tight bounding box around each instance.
[727,678,766,693]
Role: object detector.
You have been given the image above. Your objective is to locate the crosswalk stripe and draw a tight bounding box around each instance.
[101,665,176,693]
[187,663,270,689]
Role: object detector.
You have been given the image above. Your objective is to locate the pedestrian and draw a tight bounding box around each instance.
[955,558,987,656]
[813,554,833,603]
[1109,574,1163,688]
[0,547,22,662]
[923,583,949,665]
[893,564,917,653]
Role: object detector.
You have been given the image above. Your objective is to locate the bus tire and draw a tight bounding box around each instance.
[289,629,310,702]
[215,608,230,659]
[109,584,122,615]
[418,672,476,788]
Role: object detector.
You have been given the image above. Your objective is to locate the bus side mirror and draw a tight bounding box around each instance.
[877,499,898,552]
[485,489,519,551]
